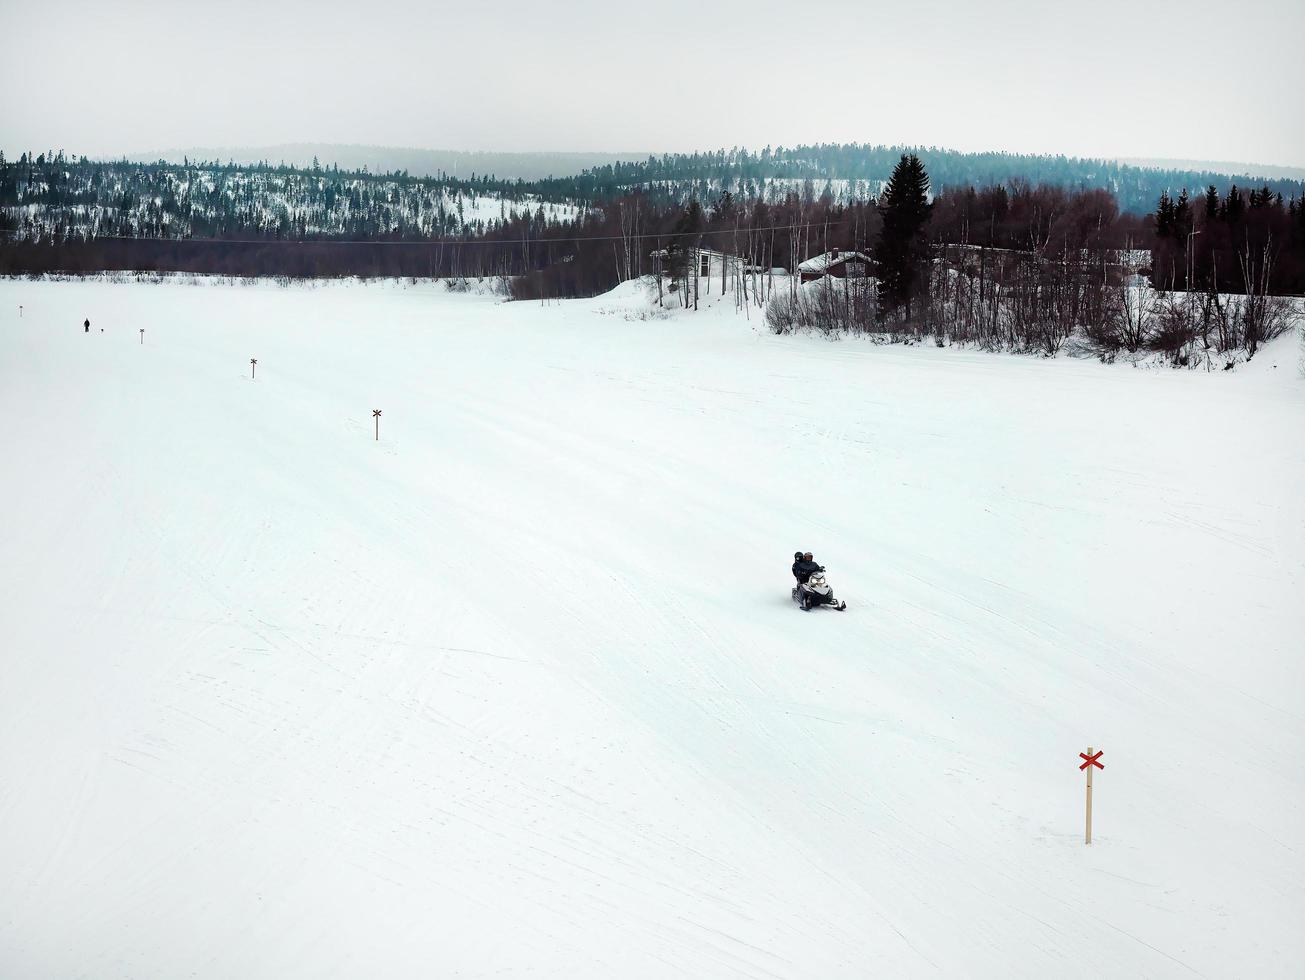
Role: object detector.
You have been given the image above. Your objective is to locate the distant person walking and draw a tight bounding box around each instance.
[84,318,90,333]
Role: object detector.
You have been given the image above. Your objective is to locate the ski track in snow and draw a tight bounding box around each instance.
[0,277,1302,978]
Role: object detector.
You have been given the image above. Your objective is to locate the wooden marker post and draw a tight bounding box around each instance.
[250,358,257,379]
[140,328,144,345]
[1079,747,1104,844]
[373,409,382,441]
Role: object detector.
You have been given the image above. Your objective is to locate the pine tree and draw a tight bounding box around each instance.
[712,190,736,223]
[1225,185,1245,223]
[873,154,932,321]
[664,200,705,306]
[1174,189,1191,235]
[1155,190,1174,239]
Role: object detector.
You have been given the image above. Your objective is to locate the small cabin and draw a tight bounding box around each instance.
[650,246,744,282]
[798,248,873,284]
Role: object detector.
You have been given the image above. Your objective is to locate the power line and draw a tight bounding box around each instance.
[0,220,849,248]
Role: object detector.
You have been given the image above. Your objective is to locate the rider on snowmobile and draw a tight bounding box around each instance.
[791,552,846,611]
[793,551,823,584]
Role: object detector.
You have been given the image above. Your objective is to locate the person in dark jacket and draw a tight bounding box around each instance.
[84,318,90,333]
[793,552,822,584]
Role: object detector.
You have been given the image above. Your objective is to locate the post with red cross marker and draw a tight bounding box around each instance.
[373,409,382,441]
[1079,747,1104,844]
[251,358,257,380]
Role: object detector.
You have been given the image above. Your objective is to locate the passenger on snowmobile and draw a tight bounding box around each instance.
[793,552,822,584]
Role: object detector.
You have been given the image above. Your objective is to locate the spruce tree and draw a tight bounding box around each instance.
[664,200,704,305]
[1155,191,1174,239]
[1225,186,1245,223]
[1204,185,1219,221]
[873,153,932,322]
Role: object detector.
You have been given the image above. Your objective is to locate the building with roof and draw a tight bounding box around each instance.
[649,246,747,282]
[798,248,873,284]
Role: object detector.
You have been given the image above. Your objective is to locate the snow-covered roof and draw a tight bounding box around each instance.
[797,250,872,273]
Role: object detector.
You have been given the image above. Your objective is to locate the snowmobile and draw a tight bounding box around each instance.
[792,568,847,611]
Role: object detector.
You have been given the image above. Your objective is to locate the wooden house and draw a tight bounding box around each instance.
[798,248,873,284]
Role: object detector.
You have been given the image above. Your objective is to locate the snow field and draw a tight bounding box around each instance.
[0,276,1302,978]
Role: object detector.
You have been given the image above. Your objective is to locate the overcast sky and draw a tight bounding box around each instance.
[2,0,1302,166]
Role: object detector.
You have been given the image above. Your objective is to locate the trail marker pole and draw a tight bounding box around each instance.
[140,328,144,345]
[1079,747,1104,844]
[373,409,382,441]
[250,358,257,380]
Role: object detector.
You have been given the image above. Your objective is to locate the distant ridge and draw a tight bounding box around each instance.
[1116,157,1305,181]
[125,144,1305,199]
[130,143,649,181]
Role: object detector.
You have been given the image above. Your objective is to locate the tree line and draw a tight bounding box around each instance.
[765,155,1301,364]
[1151,184,1305,294]
[526,144,1305,215]
[5,144,1303,247]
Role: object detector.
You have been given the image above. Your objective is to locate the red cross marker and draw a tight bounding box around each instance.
[1080,746,1104,844]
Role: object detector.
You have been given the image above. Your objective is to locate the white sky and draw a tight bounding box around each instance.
[2,0,1302,166]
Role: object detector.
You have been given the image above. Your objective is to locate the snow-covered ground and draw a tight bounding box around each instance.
[445,190,580,229]
[1,276,1302,978]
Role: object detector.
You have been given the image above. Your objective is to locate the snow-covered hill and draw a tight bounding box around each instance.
[1,277,1302,978]
[2,161,580,242]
